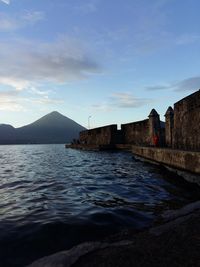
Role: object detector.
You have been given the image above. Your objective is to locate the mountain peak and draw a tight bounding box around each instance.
[45,111,63,118]
[0,112,86,144]
[29,111,74,127]
[49,111,61,116]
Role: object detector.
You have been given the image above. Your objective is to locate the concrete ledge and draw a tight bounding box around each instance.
[65,144,99,150]
[132,146,200,185]
[114,144,132,151]
[65,144,116,151]
[66,144,133,151]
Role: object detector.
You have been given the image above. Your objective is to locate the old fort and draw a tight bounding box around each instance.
[67,90,200,185]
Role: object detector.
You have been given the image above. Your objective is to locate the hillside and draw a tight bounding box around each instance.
[0,112,86,144]
[0,124,16,143]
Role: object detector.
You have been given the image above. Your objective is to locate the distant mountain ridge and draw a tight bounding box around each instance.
[0,111,86,144]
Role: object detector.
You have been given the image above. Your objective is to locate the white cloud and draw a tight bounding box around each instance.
[22,11,45,24]
[0,77,30,91]
[0,14,18,31]
[0,37,100,90]
[73,0,100,14]
[31,96,64,105]
[0,11,45,32]
[110,93,151,108]
[92,92,151,111]
[0,0,10,4]
[174,77,200,91]
[0,88,64,112]
[0,90,24,111]
[29,87,51,96]
[146,76,200,92]
[0,101,24,112]
[92,103,112,112]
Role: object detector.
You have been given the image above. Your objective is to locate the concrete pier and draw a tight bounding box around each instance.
[65,144,116,151]
[132,146,200,185]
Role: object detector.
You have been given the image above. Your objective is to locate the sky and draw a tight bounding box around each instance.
[0,0,200,128]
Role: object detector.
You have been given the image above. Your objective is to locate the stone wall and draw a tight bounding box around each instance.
[79,124,119,145]
[121,110,165,146]
[132,146,200,184]
[121,119,150,145]
[165,107,174,147]
[148,109,164,146]
[173,90,200,151]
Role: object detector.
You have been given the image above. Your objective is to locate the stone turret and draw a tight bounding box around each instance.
[165,106,174,147]
[148,109,161,146]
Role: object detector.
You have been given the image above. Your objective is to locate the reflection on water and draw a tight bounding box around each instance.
[0,144,199,266]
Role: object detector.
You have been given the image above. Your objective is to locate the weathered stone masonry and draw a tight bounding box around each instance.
[165,106,174,147]
[121,119,150,146]
[79,124,120,145]
[121,109,165,146]
[132,146,200,184]
[79,109,164,147]
[173,90,200,151]
[75,90,200,151]
[163,90,200,151]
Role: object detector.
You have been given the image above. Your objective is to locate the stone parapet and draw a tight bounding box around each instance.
[132,146,200,185]
[173,90,200,151]
[79,124,119,145]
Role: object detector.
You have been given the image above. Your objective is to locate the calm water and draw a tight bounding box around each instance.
[0,144,199,266]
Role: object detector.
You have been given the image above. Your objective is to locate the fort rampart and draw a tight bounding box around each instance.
[79,124,119,145]
[78,108,165,147]
[121,119,150,146]
[173,90,200,151]
[77,90,200,152]
[66,90,200,183]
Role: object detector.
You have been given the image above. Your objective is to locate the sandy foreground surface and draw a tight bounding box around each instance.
[28,201,200,267]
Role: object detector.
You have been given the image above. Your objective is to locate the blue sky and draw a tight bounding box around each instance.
[0,0,200,128]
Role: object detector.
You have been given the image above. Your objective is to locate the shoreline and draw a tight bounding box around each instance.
[66,144,200,186]
[28,201,200,267]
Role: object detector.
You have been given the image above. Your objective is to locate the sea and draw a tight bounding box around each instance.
[0,144,199,267]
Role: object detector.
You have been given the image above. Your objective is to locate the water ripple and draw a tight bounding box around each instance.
[0,144,199,266]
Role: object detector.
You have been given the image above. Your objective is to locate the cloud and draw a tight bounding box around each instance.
[29,87,51,96]
[0,101,24,112]
[0,11,45,31]
[175,34,200,45]
[0,37,100,90]
[0,77,30,91]
[91,103,112,112]
[0,88,63,111]
[92,92,151,111]
[102,1,200,60]
[31,96,64,105]
[0,90,24,111]
[174,77,200,91]
[0,14,18,31]
[0,0,10,4]
[0,90,18,98]
[22,11,45,24]
[73,0,100,14]
[146,76,200,92]
[28,87,63,105]
[146,85,171,91]
[110,93,151,108]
